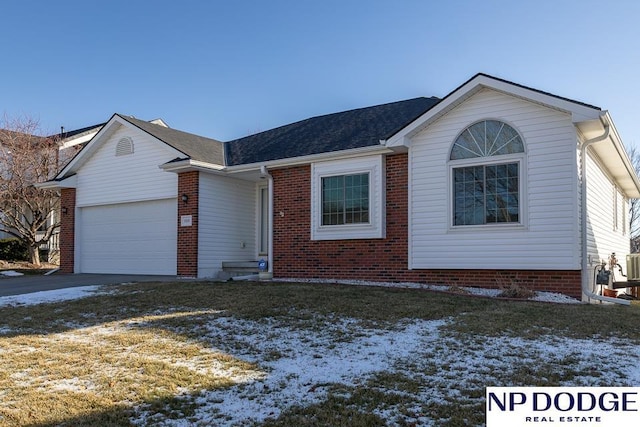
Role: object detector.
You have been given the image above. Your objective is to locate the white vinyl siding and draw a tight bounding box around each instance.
[584,149,631,267]
[75,125,181,207]
[77,199,177,274]
[410,88,580,270]
[198,174,257,277]
[73,124,182,275]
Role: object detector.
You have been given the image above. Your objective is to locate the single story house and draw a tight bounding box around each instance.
[41,73,640,302]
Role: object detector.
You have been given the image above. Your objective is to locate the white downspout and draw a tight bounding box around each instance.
[580,117,630,305]
[260,165,274,277]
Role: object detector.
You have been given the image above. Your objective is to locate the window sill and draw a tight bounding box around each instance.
[447,223,527,233]
[312,223,384,241]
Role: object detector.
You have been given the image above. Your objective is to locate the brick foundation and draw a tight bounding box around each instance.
[177,171,199,277]
[271,154,583,299]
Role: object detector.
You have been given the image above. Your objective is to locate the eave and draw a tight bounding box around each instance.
[225,145,395,173]
[384,73,603,148]
[159,159,227,174]
[35,174,77,189]
[577,112,640,199]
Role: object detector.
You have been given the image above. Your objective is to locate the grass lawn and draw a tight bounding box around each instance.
[1,281,639,426]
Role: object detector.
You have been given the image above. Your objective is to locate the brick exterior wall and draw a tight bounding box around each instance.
[271,153,583,298]
[59,188,76,273]
[177,171,199,277]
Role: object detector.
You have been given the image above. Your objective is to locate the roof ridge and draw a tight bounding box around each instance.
[469,73,601,111]
[118,114,223,144]
[116,114,226,165]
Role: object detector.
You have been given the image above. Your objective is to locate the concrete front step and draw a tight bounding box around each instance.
[221,261,260,273]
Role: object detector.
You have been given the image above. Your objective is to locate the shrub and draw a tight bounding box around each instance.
[497,284,537,299]
[0,238,29,262]
[447,285,471,295]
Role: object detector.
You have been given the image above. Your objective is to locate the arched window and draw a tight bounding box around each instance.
[450,120,524,226]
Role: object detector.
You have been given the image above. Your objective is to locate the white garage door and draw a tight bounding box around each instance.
[79,199,177,274]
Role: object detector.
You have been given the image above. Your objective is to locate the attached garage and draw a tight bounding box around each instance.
[78,198,177,275]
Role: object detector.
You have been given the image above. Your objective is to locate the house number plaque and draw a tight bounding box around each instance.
[180,215,192,227]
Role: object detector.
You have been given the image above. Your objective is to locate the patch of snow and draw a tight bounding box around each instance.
[132,317,447,426]
[48,377,97,392]
[130,315,640,426]
[0,270,24,277]
[0,285,104,308]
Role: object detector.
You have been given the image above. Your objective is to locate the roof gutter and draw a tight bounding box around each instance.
[580,115,630,306]
[225,145,393,174]
[602,111,640,198]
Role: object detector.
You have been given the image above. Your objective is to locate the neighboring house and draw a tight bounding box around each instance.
[38,123,106,258]
[40,74,640,302]
[57,122,106,164]
[0,129,60,256]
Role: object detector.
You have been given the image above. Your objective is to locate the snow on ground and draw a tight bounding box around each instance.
[131,315,640,426]
[0,285,104,308]
[2,279,629,426]
[0,270,24,277]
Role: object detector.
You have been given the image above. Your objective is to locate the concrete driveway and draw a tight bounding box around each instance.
[0,273,186,297]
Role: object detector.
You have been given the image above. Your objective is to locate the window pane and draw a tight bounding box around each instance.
[468,123,486,156]
[451,120,524,160]
[453,163,519,226]
[484,120,504,155]
[321,173,369,226]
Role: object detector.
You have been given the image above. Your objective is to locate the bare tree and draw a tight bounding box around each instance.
[0,114,61,265]
[628,146,640,253]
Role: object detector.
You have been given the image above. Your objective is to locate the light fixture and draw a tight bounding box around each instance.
[61,207,68,214]
[181,194,189,204]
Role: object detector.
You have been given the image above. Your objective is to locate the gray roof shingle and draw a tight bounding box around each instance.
[118,114,226,165]
[224,97,440,166]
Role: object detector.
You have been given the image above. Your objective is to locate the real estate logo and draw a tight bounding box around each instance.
[486,387,640,426]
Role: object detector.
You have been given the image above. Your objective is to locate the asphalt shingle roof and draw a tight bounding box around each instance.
[224,97,440,166]
[52,123,106,140]
[58,74,607,172]
[119,115,226,165]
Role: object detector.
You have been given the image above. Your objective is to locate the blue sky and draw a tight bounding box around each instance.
[2,0,639,147]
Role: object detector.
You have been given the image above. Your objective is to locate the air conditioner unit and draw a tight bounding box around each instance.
[626,254,640,281]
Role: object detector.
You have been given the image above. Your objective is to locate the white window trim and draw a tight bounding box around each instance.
[311,155,385,240]
[448,153,527,232]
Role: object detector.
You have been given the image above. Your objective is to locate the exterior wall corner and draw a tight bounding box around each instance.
[177,171,199,277]
[59,188,76,273]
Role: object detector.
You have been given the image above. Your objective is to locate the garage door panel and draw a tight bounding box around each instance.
[79,199,177,275]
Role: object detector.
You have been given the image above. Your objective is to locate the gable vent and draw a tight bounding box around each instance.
[116,136,134,156]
